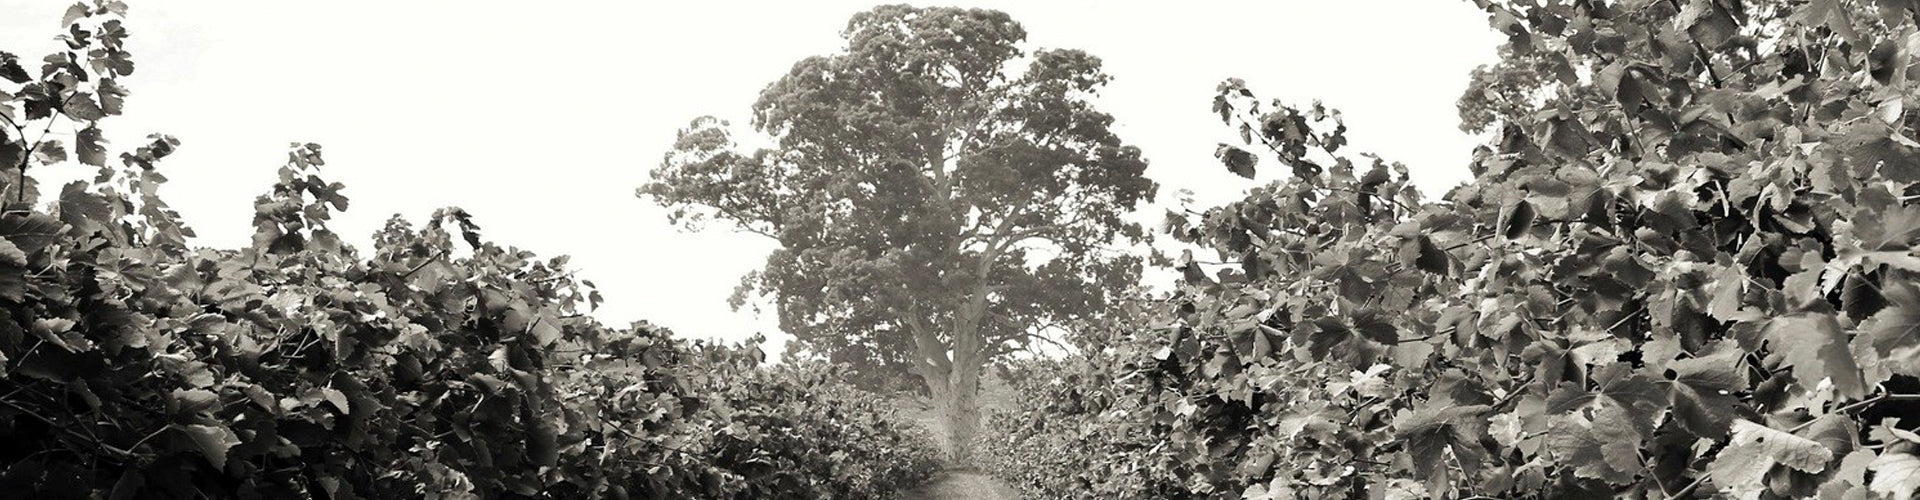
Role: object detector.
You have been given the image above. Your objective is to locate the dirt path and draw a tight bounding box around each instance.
[898,377,1022,500]
[904,414,1021,500]
[902,469,1020,500]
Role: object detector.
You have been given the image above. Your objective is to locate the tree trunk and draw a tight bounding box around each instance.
[910,248,997,462]
[910,309,988,462]
[942,357,983,462]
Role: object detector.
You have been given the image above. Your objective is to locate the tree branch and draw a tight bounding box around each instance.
[400,250,448,279]
[16,93,79,206]
[0,390,141,460]
[903,303,952,385]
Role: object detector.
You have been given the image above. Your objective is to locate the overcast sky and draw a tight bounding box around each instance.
[0,1,1501,352]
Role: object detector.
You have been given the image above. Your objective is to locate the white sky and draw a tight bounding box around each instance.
[0,1,1501,353]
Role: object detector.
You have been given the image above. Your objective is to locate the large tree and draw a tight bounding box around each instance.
[641,5,1155,458]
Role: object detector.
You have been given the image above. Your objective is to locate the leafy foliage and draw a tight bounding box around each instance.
[986,0,1920,498]
[971,334,1189,499]
[0,4,937,498]
[669,344,943,499]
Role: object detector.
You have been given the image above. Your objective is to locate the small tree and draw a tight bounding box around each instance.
[641,5,1155,459]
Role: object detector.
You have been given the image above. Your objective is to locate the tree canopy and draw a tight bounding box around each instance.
[642,4,1156,456]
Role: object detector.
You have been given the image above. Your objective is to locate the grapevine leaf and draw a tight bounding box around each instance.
[1870,36,1907,85]
[0,212,70,256]
[97,78,126,115]
[320,387,349,414]
[182,423,240,470]
[1731,419,1833,473]
[1765,313,1868,399]
[1707,265,1746,321]
[154,353,215,388]
[76,125,106,166]
[60,3,89,28]
[1846,124,1920,182]
[1545,382,1597,414]
[59,182,115,236]
[1864,282,1920,375]
[0,238,24,267]
[1545,117,1598,158]
[1215,144,1258,179]
[530,316,561,346]
[1352,308,1398,345]
[1500,199,1535,239]
[1666,348,1746,437]
[1854,203,1920,254]
[1601,247,1655,290]
[1708,421,1837,499]
[63,93,104,121]
[1394,403,1491,484]
[1872,452,1920,500]
[1647,190,1698,233]
[28,317,77,352]
[170,389,219,416]
[1872,419,1920,445]
[527,420,560,467]
[33,139,67,164]
[92,49,134,77]
[1597,365,1668,434]
[0,262,24,301]
[1545,410,1639,483]
[1569,329,1627,367]
[1836,449,1877,487]
[1792,0,1860,44]
[1413,235,1448,275]
[1708,440,1773,500]
[1592,403,1644,479]
[0,52,27,83]
[1595,61,1625,98]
